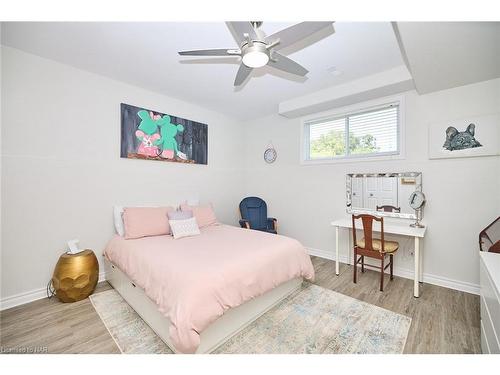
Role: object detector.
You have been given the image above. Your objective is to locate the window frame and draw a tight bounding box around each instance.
[300,96,405,165]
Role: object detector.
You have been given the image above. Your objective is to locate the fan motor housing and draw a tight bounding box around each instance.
[241,41,270,68]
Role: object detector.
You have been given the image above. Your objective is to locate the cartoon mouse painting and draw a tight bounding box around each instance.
[156,115,186,160]
[121,103,207,164]
[134,110,186,159]
[135,110,161,157]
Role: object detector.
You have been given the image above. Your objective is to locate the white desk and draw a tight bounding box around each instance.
[331,217,427,297]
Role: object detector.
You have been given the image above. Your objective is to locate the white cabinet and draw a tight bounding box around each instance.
[480,252,500,354]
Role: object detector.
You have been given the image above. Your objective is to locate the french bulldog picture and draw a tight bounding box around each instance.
[443,123,483,151]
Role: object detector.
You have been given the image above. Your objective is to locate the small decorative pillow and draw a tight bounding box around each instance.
[167,210,193,221]
[180,203,217,228]
[169,217,201,239]
[123,207,175,239]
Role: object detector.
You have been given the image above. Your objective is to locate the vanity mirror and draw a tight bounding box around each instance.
[346,172,424,221]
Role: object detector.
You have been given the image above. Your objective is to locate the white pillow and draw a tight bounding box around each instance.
[169,217,201,239]
[113,206,125,236]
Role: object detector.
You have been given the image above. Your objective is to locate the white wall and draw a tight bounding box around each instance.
[0,29,3,304]
[243,78,500,293]
[0,46,245,303]
[1,45,499,308]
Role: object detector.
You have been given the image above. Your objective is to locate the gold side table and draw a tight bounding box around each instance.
[52,249,99,302]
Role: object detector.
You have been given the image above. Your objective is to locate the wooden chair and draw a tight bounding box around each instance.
[376,205,401,213]
[479,216,500,253]
[352,214,399,291]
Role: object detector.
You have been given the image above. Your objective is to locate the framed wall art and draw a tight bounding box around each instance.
[120,103,208,165]
[428,113,499,159]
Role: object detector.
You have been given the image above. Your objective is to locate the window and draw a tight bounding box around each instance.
[303,103,400,161]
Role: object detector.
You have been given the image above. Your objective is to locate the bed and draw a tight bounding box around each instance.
[103,224,315,354]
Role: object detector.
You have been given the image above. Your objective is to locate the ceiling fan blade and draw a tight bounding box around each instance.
[265,22,334,51]
[234,63,253,86]
[226,22,258,45]
[268,52,309,76]
[178,48,240,56]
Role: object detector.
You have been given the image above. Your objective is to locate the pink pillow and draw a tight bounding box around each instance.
[123,207,175,239]
[180,203,217,228]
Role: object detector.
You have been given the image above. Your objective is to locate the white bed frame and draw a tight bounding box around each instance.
[104,258,302,353]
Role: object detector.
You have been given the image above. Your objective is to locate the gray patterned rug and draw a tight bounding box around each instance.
[89,283,411,354]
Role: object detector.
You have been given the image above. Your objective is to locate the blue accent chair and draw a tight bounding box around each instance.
[239,197,277,234]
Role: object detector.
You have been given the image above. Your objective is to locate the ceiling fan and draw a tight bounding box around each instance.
[178,21,334,86]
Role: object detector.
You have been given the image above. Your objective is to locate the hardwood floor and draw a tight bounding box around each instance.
[0,256,481,354]
[0,282,119,354]
[311,257,481,354]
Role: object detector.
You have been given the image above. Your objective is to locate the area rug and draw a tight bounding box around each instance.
[89,283,411,354]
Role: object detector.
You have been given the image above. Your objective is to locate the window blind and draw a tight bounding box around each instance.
[348,106,398,155]
[305,104,399,160]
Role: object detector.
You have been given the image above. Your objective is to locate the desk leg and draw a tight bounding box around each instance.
[414,237,420,298]
[347,228,351,266]
[335,226,340,276]
[419,240,423,284]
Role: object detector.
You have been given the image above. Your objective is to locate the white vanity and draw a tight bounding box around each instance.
[480,251,500,354]
[331,217,426,297]
[332,172,427,297]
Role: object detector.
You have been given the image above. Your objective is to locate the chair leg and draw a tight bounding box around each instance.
[353,250,357,284]
[390,254,394,281]
[361,256,365,273]
[380,257,384,291]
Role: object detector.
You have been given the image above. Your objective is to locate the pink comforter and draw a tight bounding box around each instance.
[104,224,314,353]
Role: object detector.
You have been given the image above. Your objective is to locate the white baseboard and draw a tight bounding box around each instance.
[0,287,48,311]
[306,247,480,295]
[2,247,481,310]
[0,271,106,311]
[307,247,337,261]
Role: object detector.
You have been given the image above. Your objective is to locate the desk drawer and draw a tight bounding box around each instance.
[481,296,500,354]
[481,320,490,354]
[480,259,500,336]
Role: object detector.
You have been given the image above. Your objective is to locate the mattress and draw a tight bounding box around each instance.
[104,224,315,353]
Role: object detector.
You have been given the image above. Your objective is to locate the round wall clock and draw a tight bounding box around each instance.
[409,191,426,210]
[264,147,277,164]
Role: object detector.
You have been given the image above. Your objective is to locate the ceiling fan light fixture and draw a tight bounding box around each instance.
[178,22,335,86]
[242,51,269,68]
[241,42,269,68]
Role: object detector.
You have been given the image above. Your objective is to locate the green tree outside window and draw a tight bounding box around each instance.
[310,130,378,158]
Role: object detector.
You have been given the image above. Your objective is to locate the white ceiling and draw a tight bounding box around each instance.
[394,22,500,94]
[1,22,405,121]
